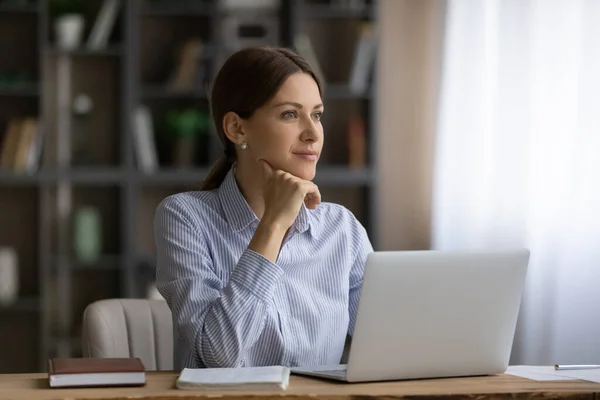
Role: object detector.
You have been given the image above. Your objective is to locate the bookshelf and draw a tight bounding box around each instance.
[0,0,378,373]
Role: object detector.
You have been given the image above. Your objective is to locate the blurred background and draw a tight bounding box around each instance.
[1,0,599,374]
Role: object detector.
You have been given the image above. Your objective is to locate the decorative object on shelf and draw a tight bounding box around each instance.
[294,34,326,92]
[168,38,207,92]
[71,93,94,165]
[348,21,378,95]
[49,0,85,50]
[222,13,279,54]
[0,247,18,306]
[133,105,159,173]
[86,0,119,50]
[347,115,366,169]
[73,206,102,264]
[163,108,210,167]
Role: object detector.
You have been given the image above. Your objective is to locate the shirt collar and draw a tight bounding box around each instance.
[218,164,315,237]
[295,203,311,235]
[218,165,259,232]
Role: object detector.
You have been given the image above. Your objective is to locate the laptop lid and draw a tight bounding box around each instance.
[345,249,530,383]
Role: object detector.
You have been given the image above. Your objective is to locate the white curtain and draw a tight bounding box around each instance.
[432,0,600,365]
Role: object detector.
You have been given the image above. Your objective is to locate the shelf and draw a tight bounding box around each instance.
[0,297,40,313]
[139,2,214,17]
[50,255,122,271]
[46,168,126,184]
[0,2,38,13]
[46,46,124,57]
[0,170,42,185]
[325,84,373,99]
[137,168,210,185]
[136,166,374,186]
[141,85,209,100]
[315,166,374,186]
[0,84,39,97]
[303,4,375,19]
[0,168,127,185]
[65,167,126,184]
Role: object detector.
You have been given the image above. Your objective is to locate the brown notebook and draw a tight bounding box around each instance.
[48,358,146,388]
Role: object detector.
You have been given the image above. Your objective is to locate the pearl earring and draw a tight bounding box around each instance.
[240,142,247,150]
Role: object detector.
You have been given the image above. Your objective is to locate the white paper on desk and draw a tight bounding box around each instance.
[553,369,600,383]
[176,365,290,390]
[505,366,578,381]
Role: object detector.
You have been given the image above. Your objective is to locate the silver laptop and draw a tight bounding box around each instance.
[291,249,530,383]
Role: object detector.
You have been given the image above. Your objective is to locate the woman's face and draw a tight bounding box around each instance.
[241,72,324,181]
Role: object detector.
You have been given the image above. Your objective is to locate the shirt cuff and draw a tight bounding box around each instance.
[230,248,284,301]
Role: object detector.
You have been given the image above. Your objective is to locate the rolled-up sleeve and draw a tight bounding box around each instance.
[154,195,284,368]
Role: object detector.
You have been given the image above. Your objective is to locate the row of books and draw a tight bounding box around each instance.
[295,22,378,96]
[0,118,42,173]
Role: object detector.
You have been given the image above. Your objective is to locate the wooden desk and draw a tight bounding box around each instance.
[1,371,600,400]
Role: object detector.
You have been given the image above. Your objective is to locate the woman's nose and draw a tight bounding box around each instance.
[301,119,320,142]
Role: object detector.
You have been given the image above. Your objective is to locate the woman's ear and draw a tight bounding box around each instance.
[222,111,245,145]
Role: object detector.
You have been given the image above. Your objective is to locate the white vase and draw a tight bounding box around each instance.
[55,14,85,51]
[0,247,18,306]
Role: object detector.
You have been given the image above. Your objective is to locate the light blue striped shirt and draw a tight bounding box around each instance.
[154,166,373,369]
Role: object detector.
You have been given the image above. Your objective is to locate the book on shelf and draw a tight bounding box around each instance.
[132,105,158,173]
[348,22,378,95]
[168,38,206,91]
[0,117,42,173]
[294,33,326,92]
[347,115,366,169]
[86,0,120,50]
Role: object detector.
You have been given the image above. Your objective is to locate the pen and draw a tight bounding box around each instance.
[554,365,600,371]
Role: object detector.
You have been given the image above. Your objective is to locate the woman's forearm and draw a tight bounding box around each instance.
[248,219,288,262]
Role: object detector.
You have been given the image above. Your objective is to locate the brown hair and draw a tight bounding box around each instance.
[200,46,323,190]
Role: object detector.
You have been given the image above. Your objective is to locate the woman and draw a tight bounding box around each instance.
[154,46,373,369]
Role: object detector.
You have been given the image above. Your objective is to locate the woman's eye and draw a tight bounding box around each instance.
[312,112,323,121]
[282,111,297,120]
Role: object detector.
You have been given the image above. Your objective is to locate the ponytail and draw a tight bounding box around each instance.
[200,155,234,191]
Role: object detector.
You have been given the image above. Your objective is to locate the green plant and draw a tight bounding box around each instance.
[164,108,210,140]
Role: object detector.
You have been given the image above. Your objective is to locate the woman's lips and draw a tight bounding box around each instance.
[293,152,318,161]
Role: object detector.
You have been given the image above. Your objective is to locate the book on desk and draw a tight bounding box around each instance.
[176,365,291,391]
[47,358,290,391]
[47,358,146,388]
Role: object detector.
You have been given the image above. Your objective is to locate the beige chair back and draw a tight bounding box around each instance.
[82,299,173,371]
